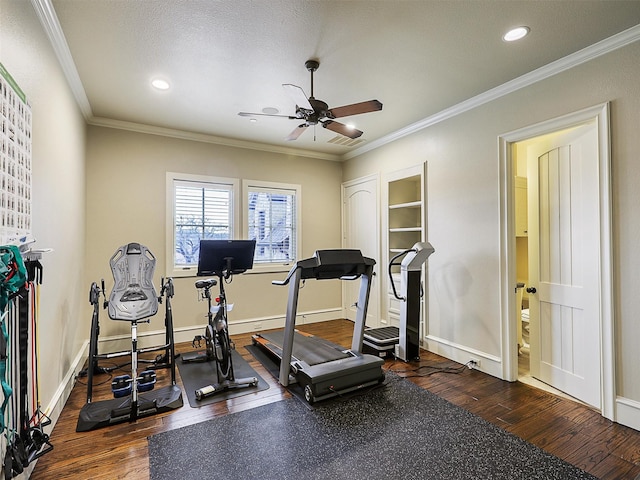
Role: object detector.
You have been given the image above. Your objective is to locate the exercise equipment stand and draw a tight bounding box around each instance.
[77,243,183,432]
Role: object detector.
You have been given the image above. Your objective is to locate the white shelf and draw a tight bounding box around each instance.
[389,200,422,210]
[389,227,422,233]
[384,163,426,328]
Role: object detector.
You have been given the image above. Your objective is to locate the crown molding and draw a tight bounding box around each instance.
[343,23,640,161]
[32,0,639,163]
[31,0,93,119]
[88,117,341,162]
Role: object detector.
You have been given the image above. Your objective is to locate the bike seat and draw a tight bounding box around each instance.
[195,278,217,289]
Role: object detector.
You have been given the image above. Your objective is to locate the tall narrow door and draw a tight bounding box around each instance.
[343,177,379,327]
[527,122,601,408]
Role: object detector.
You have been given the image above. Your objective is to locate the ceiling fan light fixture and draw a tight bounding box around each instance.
[238,59,382,141]
[151,77,170,90]
[503,26,530,42]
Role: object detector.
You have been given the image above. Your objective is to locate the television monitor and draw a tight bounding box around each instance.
[196,239,256,277]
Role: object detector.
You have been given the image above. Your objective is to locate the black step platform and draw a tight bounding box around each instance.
[363,326,400,356]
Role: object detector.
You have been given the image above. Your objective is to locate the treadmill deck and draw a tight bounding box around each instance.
[252,330,384,403]
[257,330,352,366]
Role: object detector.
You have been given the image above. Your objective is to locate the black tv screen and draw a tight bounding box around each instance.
[197,239,256,276]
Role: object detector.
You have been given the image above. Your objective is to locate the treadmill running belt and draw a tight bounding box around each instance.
[259,330,351,366]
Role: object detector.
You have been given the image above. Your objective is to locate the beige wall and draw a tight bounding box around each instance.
[1,0,87,417]
[344,42,640,407]
[5,0,640,434]
[85,126,344,340]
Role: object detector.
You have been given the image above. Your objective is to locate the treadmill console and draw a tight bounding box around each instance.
[273,249,376,285]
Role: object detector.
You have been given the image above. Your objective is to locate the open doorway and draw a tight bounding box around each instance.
[513,138,580,401]
[499,103,615,419]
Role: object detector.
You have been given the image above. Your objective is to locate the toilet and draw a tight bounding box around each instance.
[520,307,530,353]
[516,283,530,354]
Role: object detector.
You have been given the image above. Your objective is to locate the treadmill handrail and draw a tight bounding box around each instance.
[272,264,298,286]
[339,274,360,281]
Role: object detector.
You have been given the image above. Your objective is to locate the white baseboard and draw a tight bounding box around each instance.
[423,334,502,377]
[23,305,344,475]
[44,340,89,425]
[425,336,640,432]
[615,396,640,431]
[33,311,640,476]
[38,308,340,422]
[96,308,342,352]
[23,340,89,477]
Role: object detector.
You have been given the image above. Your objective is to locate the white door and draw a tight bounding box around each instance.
[527,122,601,408]
[342,177,380,327]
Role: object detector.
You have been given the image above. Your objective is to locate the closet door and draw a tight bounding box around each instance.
[342,175,380,327]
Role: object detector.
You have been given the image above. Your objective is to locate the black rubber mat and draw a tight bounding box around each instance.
[149,371,597,480]
[177,349,268,408]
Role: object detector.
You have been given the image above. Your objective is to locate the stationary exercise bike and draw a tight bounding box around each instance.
[76,242,183,432]
[182,239,258,400]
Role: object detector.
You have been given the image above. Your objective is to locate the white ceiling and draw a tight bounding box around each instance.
[45,0,640,159]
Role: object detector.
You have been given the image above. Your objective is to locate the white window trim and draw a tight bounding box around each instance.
[242,179,301,274]
[166,172,240,278]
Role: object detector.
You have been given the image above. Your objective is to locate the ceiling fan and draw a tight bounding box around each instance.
[238,59,383,141]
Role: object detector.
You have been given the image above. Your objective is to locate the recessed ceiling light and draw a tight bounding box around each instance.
[249,118,258,123]
[503,26,530,42]
[151,78,170,90]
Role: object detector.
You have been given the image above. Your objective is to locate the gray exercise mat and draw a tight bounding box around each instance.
[149,371,596,480]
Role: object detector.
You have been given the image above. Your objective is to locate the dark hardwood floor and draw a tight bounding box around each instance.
[31,320,640,479]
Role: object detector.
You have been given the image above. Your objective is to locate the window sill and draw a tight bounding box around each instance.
[167,263,292,278]
[246,263,293,275]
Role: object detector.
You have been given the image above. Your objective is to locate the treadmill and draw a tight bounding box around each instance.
[252,249,385,404]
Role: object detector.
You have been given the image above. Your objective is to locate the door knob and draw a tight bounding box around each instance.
[526,286,537,294]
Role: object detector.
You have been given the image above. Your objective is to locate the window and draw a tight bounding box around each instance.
[166,172,239,276]
[244,180,300,270]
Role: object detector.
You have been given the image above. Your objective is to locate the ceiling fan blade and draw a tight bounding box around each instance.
[238,111,298,119]
[327,100,383,119]
[282,84,313,111]
[285,124,308,141]
[322,120,363,139]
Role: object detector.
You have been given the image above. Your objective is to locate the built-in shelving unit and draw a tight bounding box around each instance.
[383,164,426,329]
